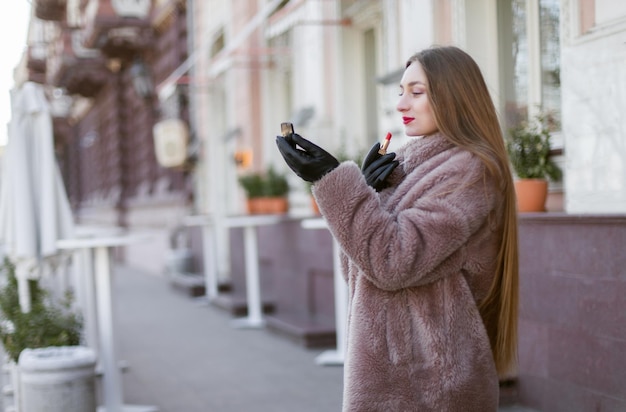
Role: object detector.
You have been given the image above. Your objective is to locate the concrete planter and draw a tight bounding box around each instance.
[18,346,96,412]
[165,248,193,275]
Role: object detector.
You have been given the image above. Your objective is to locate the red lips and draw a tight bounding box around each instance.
[402,117,414,125]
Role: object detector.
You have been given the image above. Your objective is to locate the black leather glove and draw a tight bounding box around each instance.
[276,133,339,183]
[361,142,399,192]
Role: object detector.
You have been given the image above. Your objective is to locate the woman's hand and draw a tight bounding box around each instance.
[361,142,399,191]
[276,133,339,182]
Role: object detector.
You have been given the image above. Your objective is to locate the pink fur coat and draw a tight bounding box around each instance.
[313,134,503,411]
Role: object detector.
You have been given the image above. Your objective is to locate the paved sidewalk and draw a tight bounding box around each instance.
[114,265,539,412]
[0,264,539,411]
[115,265,344,412]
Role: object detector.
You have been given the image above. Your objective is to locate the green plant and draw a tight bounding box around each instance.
[0,258,83,363]
[506,113,562,181]
[238,165,289,198]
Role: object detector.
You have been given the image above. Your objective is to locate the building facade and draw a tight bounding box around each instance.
[17,0,194,273]
[13,0,626,409]
[186,0,625,219]
[183,1,625,410]
[18,0,625,270]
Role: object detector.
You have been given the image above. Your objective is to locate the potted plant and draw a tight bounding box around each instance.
[0,258,84,410]
[238,165,290,214]
[506,113,563,212]
[0,258,83,364]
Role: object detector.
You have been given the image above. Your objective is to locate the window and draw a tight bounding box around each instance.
[500,0,561,131]
[499,0,564,210]
[539,0,561,126]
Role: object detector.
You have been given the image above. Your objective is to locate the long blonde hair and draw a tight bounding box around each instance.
[407,46,519,377]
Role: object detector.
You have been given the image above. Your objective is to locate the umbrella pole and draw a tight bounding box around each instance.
[16,262,32,313]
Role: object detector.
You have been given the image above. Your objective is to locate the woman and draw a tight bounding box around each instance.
[276,45,518,411]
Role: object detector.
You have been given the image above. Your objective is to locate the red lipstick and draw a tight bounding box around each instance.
[402,117,414,125]
[378,132,392,155]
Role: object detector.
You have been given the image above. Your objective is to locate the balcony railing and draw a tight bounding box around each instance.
[35,0,68,21]
[26,44,48,84]
[81,0,153,60]
[46,27,109,98]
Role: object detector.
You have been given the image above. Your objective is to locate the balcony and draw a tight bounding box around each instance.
[26,44,47,84]
[35,0,67,21]
[46,27,110,98]
[81,0,153,60]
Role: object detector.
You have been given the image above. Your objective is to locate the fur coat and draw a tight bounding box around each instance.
[313,134,503,411]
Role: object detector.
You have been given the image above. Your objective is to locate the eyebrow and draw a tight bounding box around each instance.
[400,81,426,87]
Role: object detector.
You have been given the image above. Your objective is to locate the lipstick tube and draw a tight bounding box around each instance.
[378,132,392,155]
[280,122,294,137]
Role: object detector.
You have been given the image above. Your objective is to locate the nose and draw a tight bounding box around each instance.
[396,94,409,112]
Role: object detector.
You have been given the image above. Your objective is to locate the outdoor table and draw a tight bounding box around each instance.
[224,214,287,328]
[70,226,125,368]
[57,234,157,412]
[301,218,347,366]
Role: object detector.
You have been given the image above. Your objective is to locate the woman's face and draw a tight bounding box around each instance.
[397,62,438,137]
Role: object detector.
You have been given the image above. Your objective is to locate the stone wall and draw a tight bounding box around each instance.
[560,2,626,213]
[517,213,626,411]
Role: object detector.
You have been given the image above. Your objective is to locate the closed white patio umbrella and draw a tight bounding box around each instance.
[0,81,75,312]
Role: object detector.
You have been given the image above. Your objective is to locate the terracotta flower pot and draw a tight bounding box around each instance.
[246,197,289,214]
[311,196,320,215]
[514,179,548,212]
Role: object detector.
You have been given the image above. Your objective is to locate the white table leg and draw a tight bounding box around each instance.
[94,246,158,412]
[231,225,265,328]
[94,246,123,411]
[201,223,218,301]
[315,239,347,366]
[81,248,100,360]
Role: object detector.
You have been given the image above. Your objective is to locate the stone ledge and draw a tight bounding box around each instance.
[265,314,336,349]
[210,293,275,317]
[518,212,626,224]
[168,273,205,297]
